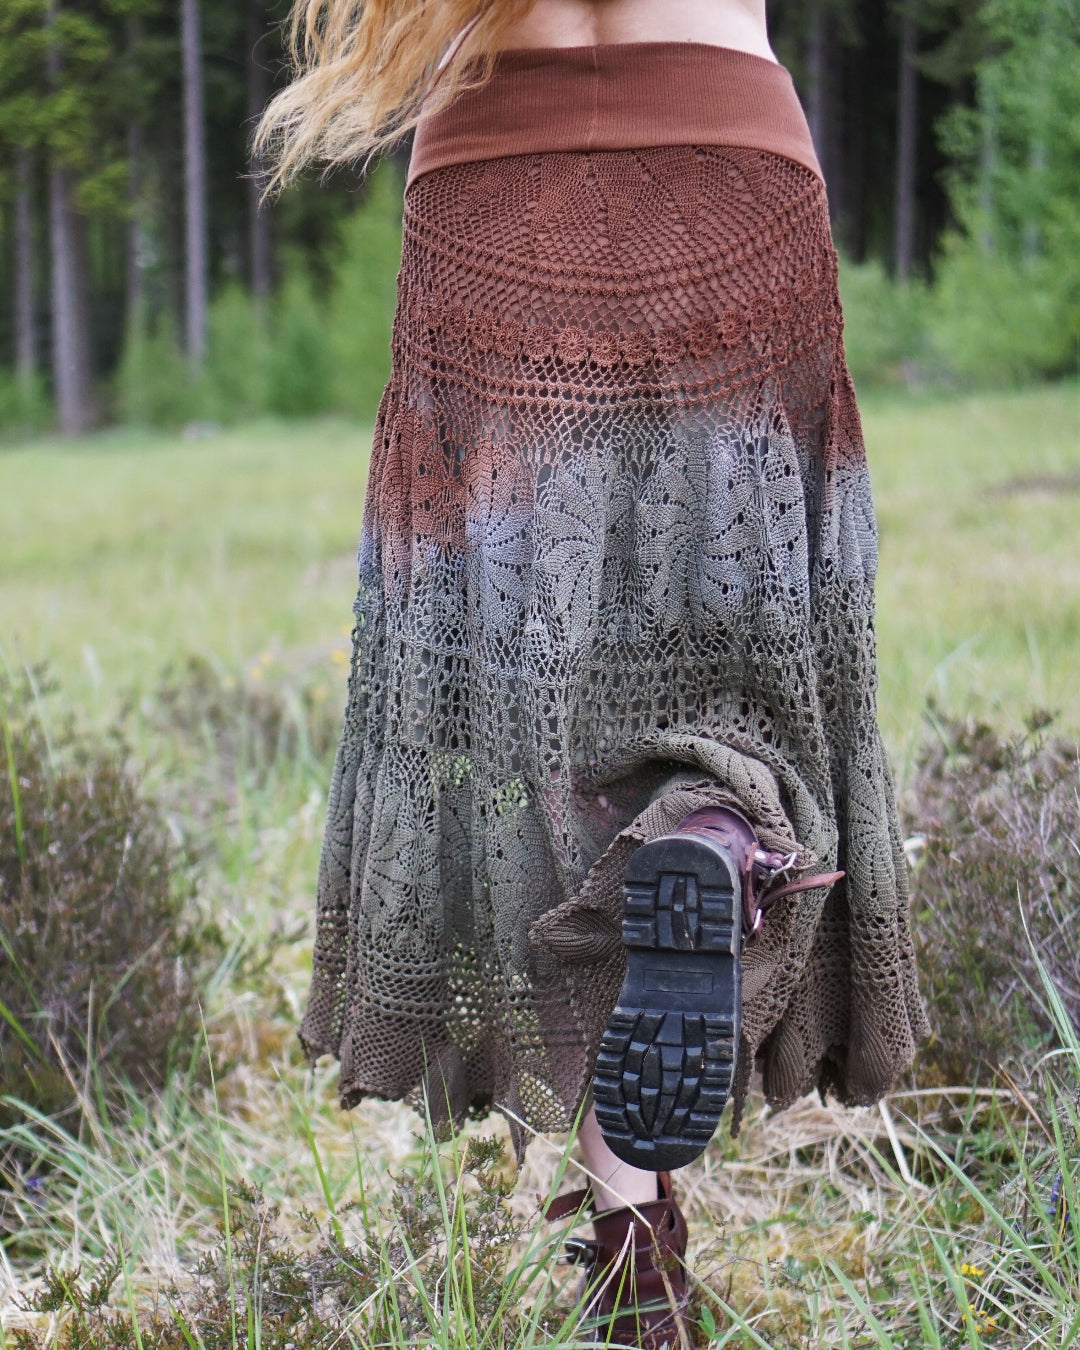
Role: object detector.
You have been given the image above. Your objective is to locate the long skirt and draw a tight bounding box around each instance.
[301,42,929,1159]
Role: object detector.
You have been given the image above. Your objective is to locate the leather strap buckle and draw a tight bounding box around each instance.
[561,1237,597,1267]
[743,848,845,943]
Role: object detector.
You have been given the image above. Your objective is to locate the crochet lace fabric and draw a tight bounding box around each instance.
[302,131,929,1156]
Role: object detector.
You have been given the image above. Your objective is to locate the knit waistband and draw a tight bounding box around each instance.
[408,42,821,187]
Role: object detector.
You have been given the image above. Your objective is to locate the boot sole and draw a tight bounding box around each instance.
[592,833,742,1171]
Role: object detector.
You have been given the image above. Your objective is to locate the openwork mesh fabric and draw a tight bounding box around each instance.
[302,144,929,1157]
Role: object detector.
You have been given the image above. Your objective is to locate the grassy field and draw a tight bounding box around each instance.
[1,384,1079,1348]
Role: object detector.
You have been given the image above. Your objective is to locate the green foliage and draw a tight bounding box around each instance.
[930,0,1080,383]
[266,266,333,418]
[928,238,1075,385]
[108,167,403,429]
[0,370,52,442]
[905,712,1080,1087]
[0,669,221,1131]
[326,162,402,420]
[0,0,138,217]
[201,285,271,425]
[114,307,199,428]
[838,257,931,389]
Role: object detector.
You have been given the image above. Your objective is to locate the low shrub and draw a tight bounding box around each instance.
[928,235,1077,387]
[0,671,221,1130]
[201,285,272,424]
[11,1137,556,1350]
[266,266,334,418]
[0,370,52,443]
[904,711,1080,1087]
[327,160,402,421]
[838,256,932,390]
[114,308,199,429]
[126,658,341,884]
[142,656,338,793]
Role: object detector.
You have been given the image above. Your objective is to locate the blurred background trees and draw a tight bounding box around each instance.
[0,0,1076,436]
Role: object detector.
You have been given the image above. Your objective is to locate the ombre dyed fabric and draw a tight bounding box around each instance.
[301,47,928,1157]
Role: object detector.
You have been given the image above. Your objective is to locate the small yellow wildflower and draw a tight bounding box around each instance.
[961,1303,997,1336]
[960,1263,985,1279]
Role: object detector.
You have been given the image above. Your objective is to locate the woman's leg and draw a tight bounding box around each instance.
[577,1104,660,1211]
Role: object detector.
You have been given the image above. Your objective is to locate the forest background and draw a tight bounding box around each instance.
[1,0,1079,439]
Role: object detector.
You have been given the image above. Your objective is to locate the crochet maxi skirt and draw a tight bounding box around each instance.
[301,43,929,1158]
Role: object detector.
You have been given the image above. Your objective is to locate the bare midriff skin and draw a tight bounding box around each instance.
[500,0,776,62]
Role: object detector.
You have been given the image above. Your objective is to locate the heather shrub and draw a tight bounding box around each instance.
[0,672,221,1129]
[13,1137,548,1350]
[143,656,338,792]
[904,712,1080,1086]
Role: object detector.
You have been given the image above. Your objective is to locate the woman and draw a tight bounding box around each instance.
[258,2,928,1344]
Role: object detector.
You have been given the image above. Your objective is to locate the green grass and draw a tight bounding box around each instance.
[0,419,365,721]
[1,386,1077,758]
[2,385,1080,1348]
[866,382,1080,776]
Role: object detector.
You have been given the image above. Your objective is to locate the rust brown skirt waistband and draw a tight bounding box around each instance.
[408,42,821,187]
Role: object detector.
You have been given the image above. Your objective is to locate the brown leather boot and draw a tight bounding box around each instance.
[547,1172,690,1348]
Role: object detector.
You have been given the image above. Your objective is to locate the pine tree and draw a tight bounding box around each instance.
[893,0,919,279]
[181,0,208,367]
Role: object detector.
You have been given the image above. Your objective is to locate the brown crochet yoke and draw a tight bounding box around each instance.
[304,45,928,1159]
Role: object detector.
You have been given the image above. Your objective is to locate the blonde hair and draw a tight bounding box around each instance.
[256,0,537,191]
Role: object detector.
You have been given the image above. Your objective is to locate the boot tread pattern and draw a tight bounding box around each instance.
[593,837,742,1171]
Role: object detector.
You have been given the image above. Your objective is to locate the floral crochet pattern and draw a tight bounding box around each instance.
[302,142,928,1157]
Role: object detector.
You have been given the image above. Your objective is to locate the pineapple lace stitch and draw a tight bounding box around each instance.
[301,43,930,1160]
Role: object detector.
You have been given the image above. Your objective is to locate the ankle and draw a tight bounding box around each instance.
[579,1105,662,1211]
[592,1169,661,1214]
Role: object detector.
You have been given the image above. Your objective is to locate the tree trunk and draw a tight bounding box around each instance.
[126,17,146,330]
[247,0,273,302]
[978,74,998,254]
[48,166,91,433]
[1022,9,1051,264]
[126,122,146,327]
[14,149,36,382]
[181,0,209,366]
[47,1,91,434]
[893,2,918,280]
[806,1,828,179]
[805,1,847,235]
